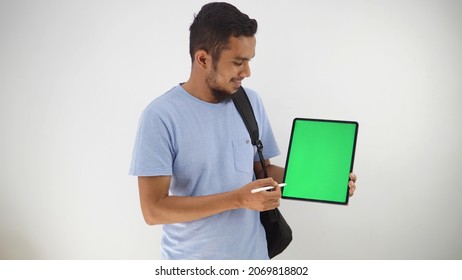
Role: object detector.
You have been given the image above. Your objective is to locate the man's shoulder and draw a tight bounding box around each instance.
[149,84,182,104]
[142,85,184,113]
[242,86,259,98]
[241,86,264,108]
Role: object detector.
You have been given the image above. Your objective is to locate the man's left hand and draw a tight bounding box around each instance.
[349,173,357,197]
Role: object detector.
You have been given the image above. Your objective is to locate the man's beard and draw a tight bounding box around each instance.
[211,87,233,103]
[206,66,237,103]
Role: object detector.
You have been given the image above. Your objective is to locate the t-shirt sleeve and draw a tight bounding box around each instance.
[129,107,174,176]
[246,88,281,161]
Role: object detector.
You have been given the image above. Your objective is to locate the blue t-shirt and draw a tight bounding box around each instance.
[129,84,280,259]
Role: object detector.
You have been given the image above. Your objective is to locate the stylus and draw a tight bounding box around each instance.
[251,183,287,193]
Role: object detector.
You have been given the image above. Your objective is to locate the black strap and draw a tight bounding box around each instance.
[232,87,268,178]
[233,87,291,259]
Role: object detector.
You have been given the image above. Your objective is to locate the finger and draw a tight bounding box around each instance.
[269,177,279,188]
[272,182,282,192]
[349,180,356,189]
[350,173,357,182]
[274,199,280,208]
[266,184,282,196]
[348,180,356,196]
[264,198,280,210]
[256,177,277,187]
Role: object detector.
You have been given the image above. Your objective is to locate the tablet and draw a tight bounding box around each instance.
[282,118,359,205]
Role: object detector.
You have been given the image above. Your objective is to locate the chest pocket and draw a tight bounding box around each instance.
[232,138,255,174]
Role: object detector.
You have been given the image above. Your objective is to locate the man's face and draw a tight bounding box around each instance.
[206,36,256,102]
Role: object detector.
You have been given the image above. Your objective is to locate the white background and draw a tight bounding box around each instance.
[1,0,461,259]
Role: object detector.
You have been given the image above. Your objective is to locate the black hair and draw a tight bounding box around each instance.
[189,2,258,65]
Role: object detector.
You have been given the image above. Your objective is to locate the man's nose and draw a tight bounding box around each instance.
[239,62,251,78]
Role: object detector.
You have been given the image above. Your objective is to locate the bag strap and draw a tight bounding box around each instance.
[233,88,289,259]
[232,87,268,178]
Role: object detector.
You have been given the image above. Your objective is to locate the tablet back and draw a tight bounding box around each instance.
[282,118,359,204]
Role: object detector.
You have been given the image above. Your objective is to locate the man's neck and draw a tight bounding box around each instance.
[181,80,216,103]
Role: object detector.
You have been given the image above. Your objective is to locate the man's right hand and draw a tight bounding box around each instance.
[235,177,281,211]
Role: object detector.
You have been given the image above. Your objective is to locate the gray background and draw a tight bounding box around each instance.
[1,0,461,259]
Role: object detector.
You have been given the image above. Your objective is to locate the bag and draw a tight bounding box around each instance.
[260,208,293,259]
[232,87,293,259]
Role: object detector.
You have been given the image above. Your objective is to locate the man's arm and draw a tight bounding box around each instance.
[138,176,281,225]
[254,159,284,182]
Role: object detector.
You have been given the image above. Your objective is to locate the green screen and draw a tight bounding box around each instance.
[282,119,358,204]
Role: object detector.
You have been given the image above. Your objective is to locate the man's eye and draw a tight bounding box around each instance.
[234,61,243,66]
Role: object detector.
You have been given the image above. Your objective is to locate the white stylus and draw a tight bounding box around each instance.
[251,183,287,193]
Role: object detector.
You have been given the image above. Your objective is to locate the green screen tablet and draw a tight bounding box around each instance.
[282,118,359,205]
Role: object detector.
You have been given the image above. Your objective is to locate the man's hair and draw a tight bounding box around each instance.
[189,2,258,65]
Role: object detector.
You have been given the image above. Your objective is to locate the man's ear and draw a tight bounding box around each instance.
[195,50,210,69]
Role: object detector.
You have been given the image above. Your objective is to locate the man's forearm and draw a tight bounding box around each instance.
[255,161,285,182]
[147,191,241,225]
[266,164,285,183]
[139,176,282,226]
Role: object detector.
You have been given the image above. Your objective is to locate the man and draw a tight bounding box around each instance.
[130,2,357,259]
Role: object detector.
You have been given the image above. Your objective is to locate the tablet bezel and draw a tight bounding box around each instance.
[281,118,359,205]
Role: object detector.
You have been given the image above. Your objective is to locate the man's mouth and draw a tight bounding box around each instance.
[231,79,243,88]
